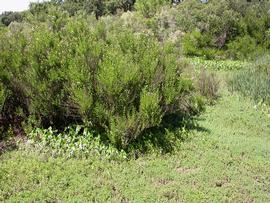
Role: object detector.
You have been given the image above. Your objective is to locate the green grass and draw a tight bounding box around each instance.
[1,80,270,202]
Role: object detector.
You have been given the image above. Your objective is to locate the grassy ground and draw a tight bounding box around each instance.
[1,75,270,202]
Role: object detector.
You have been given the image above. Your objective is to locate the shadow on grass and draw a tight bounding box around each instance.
[0,137,20,156]
[0,114,210,158]
[127,114,210,157]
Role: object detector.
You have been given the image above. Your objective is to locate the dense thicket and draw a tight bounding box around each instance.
[28,0,136,20]
[0,12,204,148]
[0,12,24,26]
[1,0,269,59]
[145,0,270,59]
[0,0,136,26]
[1,0,269,149]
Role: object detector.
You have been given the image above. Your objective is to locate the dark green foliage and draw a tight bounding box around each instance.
[0,12,23,26]
[165,0,270,59]
[230,54,270,104]
[29,0,136,19]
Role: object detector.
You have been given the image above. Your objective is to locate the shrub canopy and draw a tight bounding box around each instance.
[0,13,203,148]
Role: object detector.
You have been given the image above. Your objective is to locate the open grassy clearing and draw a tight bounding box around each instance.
[1,72,270,202]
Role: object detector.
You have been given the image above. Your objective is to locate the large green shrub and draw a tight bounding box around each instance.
[0,14,203,148]
[64,23,204,148]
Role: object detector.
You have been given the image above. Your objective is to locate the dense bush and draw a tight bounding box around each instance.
[149,0,270,59]
[29,0,136,19]
[182,30,216,59]
[0,13,204,149]
[230,54,270,104]
[0,12,24,26]
[227,35,259,60]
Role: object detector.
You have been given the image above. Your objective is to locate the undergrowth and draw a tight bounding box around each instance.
[26,117,196,159]
[27,126,127,160]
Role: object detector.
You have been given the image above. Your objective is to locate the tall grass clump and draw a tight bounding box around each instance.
[230,54,270,105]
[198,69,219,103]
